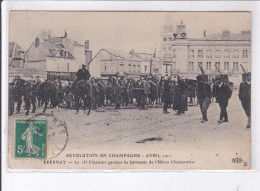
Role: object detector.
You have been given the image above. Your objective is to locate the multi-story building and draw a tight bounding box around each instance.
[160,22,251,85]
[23,32,92,79]
[89,49,151,79]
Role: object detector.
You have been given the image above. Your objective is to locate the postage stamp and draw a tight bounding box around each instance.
[15,119,47,159]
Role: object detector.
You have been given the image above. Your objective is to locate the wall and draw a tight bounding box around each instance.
[46,57,77,72]
[24,61,47,71]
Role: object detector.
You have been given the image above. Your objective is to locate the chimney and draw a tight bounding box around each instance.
[85,40,92,69]
[203,30,206,37]
[85,40,89,51]
[35,37,40,47]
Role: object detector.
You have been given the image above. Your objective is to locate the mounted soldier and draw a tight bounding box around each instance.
[75,64,91,83]
[239,65,251,129]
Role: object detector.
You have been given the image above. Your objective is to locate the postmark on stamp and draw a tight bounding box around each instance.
[15,119,47,159]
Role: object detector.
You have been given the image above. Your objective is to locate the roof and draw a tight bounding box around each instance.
[9,42,25,59]
[192,32,251,41]
[134,52,162,62]
[102,49,143,61]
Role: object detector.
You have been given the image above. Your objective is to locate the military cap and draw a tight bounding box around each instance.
[242,72,251,82]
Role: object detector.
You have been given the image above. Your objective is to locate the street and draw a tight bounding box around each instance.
[8,90,251,169]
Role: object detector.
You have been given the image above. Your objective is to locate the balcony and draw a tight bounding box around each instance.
[206,55,212,58]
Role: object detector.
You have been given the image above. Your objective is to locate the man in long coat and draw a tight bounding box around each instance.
[196,75,212,122]
[173,77,188,115]
[215,76,232,123]
[239,73,251,128]
[162,78,172,114]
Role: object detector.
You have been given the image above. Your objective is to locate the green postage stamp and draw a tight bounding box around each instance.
[15,120,47,159]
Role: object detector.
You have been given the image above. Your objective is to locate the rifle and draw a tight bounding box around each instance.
[214,63,223,76]
[240,64,247,74]
[198,63,205,75]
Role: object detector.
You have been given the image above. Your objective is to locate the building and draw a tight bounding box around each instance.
[24,32,92,79]
[131,50,163,76]
[9,42,25,68]
[89,49,151,79]
[160,22,251,85]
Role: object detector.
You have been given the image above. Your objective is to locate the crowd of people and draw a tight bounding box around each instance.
[9,64,251,129]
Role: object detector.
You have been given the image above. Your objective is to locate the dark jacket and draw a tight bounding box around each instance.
[239,81,251,102]
[76,68,91,81]
[215,83,232,101]
[197,82,212,100]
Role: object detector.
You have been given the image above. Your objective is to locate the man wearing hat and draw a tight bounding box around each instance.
[214,76,232,123]
[239,72,251,128]
[196,75,212,122]
[75,64,91,82]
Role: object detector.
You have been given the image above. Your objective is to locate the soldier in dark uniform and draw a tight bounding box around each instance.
[75,64,91,82]
[112,78,123,109]
[162,78,172,114]
[196,75,212,123]
[12,76,25,113]
[215,76,232,123]
[239,72,251,128]
[136,79,149,109]
[173,77,188,115]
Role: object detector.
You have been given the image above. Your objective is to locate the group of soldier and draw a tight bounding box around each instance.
[9,64,251,129]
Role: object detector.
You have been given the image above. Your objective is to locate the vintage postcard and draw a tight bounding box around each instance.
[8,11,251,170]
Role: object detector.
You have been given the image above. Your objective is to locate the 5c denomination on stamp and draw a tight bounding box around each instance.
[15,119,47,159]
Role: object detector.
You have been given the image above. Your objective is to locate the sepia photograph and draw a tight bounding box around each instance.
[7,11,251,170]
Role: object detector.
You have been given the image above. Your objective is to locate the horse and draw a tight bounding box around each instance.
[39,81,59,113]
[72,80,92,115]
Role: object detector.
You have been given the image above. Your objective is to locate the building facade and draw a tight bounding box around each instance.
[9,42,25,68]
[160,22,251,85]
[23,32,92,79]
[89,49,151,79]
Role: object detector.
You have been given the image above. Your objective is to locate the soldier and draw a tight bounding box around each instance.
[239,72,251,129]
[75,64,91,82]
[162,77,172,114]
[12,75,25,114]
[136,79,149,109]
[173,77,188,115]
[112,78,123,109]
[196,75,212,123]
[214,76,232,123]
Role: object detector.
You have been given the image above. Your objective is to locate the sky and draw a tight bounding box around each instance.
[9,11,251,56]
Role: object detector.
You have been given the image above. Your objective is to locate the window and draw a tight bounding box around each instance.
[198,50,203,58]
[189,50,194,58]
[224,62,230,70]
[137,65,140,73]
[163,47,166,51]
[233,62,239,71]
[233,50,239,58]
[163,37,167,41]
[165,64,172,73]
[224,50,230,58]
[188,62,194,71]
[215,50,221,58]
[144,65,147,72]
[206,62,212,70]
[197,62,203,71]
[243,50,248,58]
[128,64,131,72]
[172,49,176,58]
[104,63,107,72]
[133,65,136,72]
[168,46,172,51]
[206,50,212,58]
[111,63,115,70]
[67,63,69,71]
[120,64,124,72]
[215,62,221,70]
